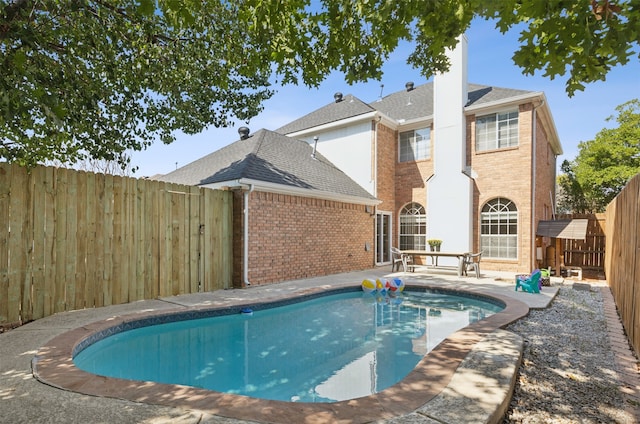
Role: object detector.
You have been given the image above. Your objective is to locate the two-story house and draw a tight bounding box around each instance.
[161,35,562,285]
[276,35,562,273]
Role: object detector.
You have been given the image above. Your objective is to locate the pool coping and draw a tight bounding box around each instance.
[32,283,530,424]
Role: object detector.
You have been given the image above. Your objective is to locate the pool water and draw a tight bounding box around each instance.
[74,290,503,403]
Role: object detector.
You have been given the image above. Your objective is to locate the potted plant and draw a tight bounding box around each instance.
[428,239,442,252]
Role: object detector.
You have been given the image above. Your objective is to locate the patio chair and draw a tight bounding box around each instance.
[391,247,412,272]
[515,269,542,293]
[462,251,483,278]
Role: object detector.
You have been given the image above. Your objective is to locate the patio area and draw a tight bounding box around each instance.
[0,268,634,423]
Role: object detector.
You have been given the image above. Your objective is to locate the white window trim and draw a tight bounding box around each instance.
[475,110,519,152]
[399,127,431,162]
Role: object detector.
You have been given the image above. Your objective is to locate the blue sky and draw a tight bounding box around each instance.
[130,18,640,177]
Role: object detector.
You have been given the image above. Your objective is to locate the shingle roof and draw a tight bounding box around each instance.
[277,82,535,134]
[275,94,375,134]
[159,129,377,201]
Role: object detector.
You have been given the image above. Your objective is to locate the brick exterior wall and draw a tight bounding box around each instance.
[232,190,375,286]
[375,122,397,214]
[466,102,557,273]
[388,124,434,247]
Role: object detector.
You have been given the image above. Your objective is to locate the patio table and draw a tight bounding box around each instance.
[401,250,470,277]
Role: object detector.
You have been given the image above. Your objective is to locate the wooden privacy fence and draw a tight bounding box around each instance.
[605,172,640,357]
[0,163,233,326]
[558,213,606,277]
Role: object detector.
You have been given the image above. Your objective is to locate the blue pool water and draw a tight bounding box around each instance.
[74,290,503,403]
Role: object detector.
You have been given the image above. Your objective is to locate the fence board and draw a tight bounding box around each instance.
[7,166,29,323]
[42,167,56,316]
[170,186,183,295]
[0,163,12,323]
[65,169,79,311]
[30,166,47,321]
[189,185,200,293]
[102,174,114,306]
[53,169,68,312]
[74,171,88,309]
[149,182,160,299]
[21,167,35,323]
[84,172,97,309]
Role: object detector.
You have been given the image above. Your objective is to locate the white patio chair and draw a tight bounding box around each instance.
[463,251,483,278]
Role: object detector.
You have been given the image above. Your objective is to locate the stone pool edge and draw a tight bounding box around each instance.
[32,283,529,424]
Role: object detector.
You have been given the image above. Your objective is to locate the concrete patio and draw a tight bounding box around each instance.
[1,268,562,423]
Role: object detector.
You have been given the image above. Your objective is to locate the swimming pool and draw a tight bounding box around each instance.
[33,283,528,423]
[73,289,503,403]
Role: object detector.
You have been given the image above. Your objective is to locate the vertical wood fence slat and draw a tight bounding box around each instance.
[134,178,145,301]
[0,163,10,323]
[84,172,96,309]
[53,168,68,313]
[1,164,233,326]
[202,190,215,292]
[30,166,47,321]
[75,171,88,310]
[189,186,200,293]
[102,174,114,306]
[170,185,183,295]
[8,166,28,323]
[21,166,35,323]
[42,167,56,317]
[65,169,78,311]
[111,176,124,305]
[159,183,171,297]
[149,181,160,299]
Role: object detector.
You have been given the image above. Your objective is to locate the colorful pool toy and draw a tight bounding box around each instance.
[361,278,377,293]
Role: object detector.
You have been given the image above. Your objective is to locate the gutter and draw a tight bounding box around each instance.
[202,179,380,207]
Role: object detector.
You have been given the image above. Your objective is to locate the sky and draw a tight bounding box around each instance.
[129,18,640,178]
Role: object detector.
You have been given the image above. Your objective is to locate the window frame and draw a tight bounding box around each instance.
[398,202,426,251]
[480,198,518,260]
[399,127,431,162]
[475,110,519,152]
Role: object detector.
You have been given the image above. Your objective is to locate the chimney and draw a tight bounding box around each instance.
[427,34,472,256]
[238,126,250,140]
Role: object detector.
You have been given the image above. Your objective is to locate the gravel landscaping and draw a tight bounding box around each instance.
[503,284,636,423]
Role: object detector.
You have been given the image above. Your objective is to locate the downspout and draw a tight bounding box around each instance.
[373,115,380,262]
[243,184,254,286]
[531,100,545,269]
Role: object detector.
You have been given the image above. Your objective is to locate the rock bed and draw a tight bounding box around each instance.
[503,284,634,423]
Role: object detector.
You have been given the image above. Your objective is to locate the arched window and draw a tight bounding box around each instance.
[480,198,518,259]
[399,203,426,250]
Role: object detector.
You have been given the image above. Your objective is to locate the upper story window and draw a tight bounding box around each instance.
[476,111,518,151]
[399,128,430,162]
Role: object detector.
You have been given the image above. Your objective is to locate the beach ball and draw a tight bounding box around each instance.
[361,278,376,293]
[386,279,399,292]
[393,278,405,292]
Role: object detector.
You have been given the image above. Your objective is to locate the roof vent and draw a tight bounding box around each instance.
[405,81,414,91]
[334,92,343,103]
[238,126,250,140]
